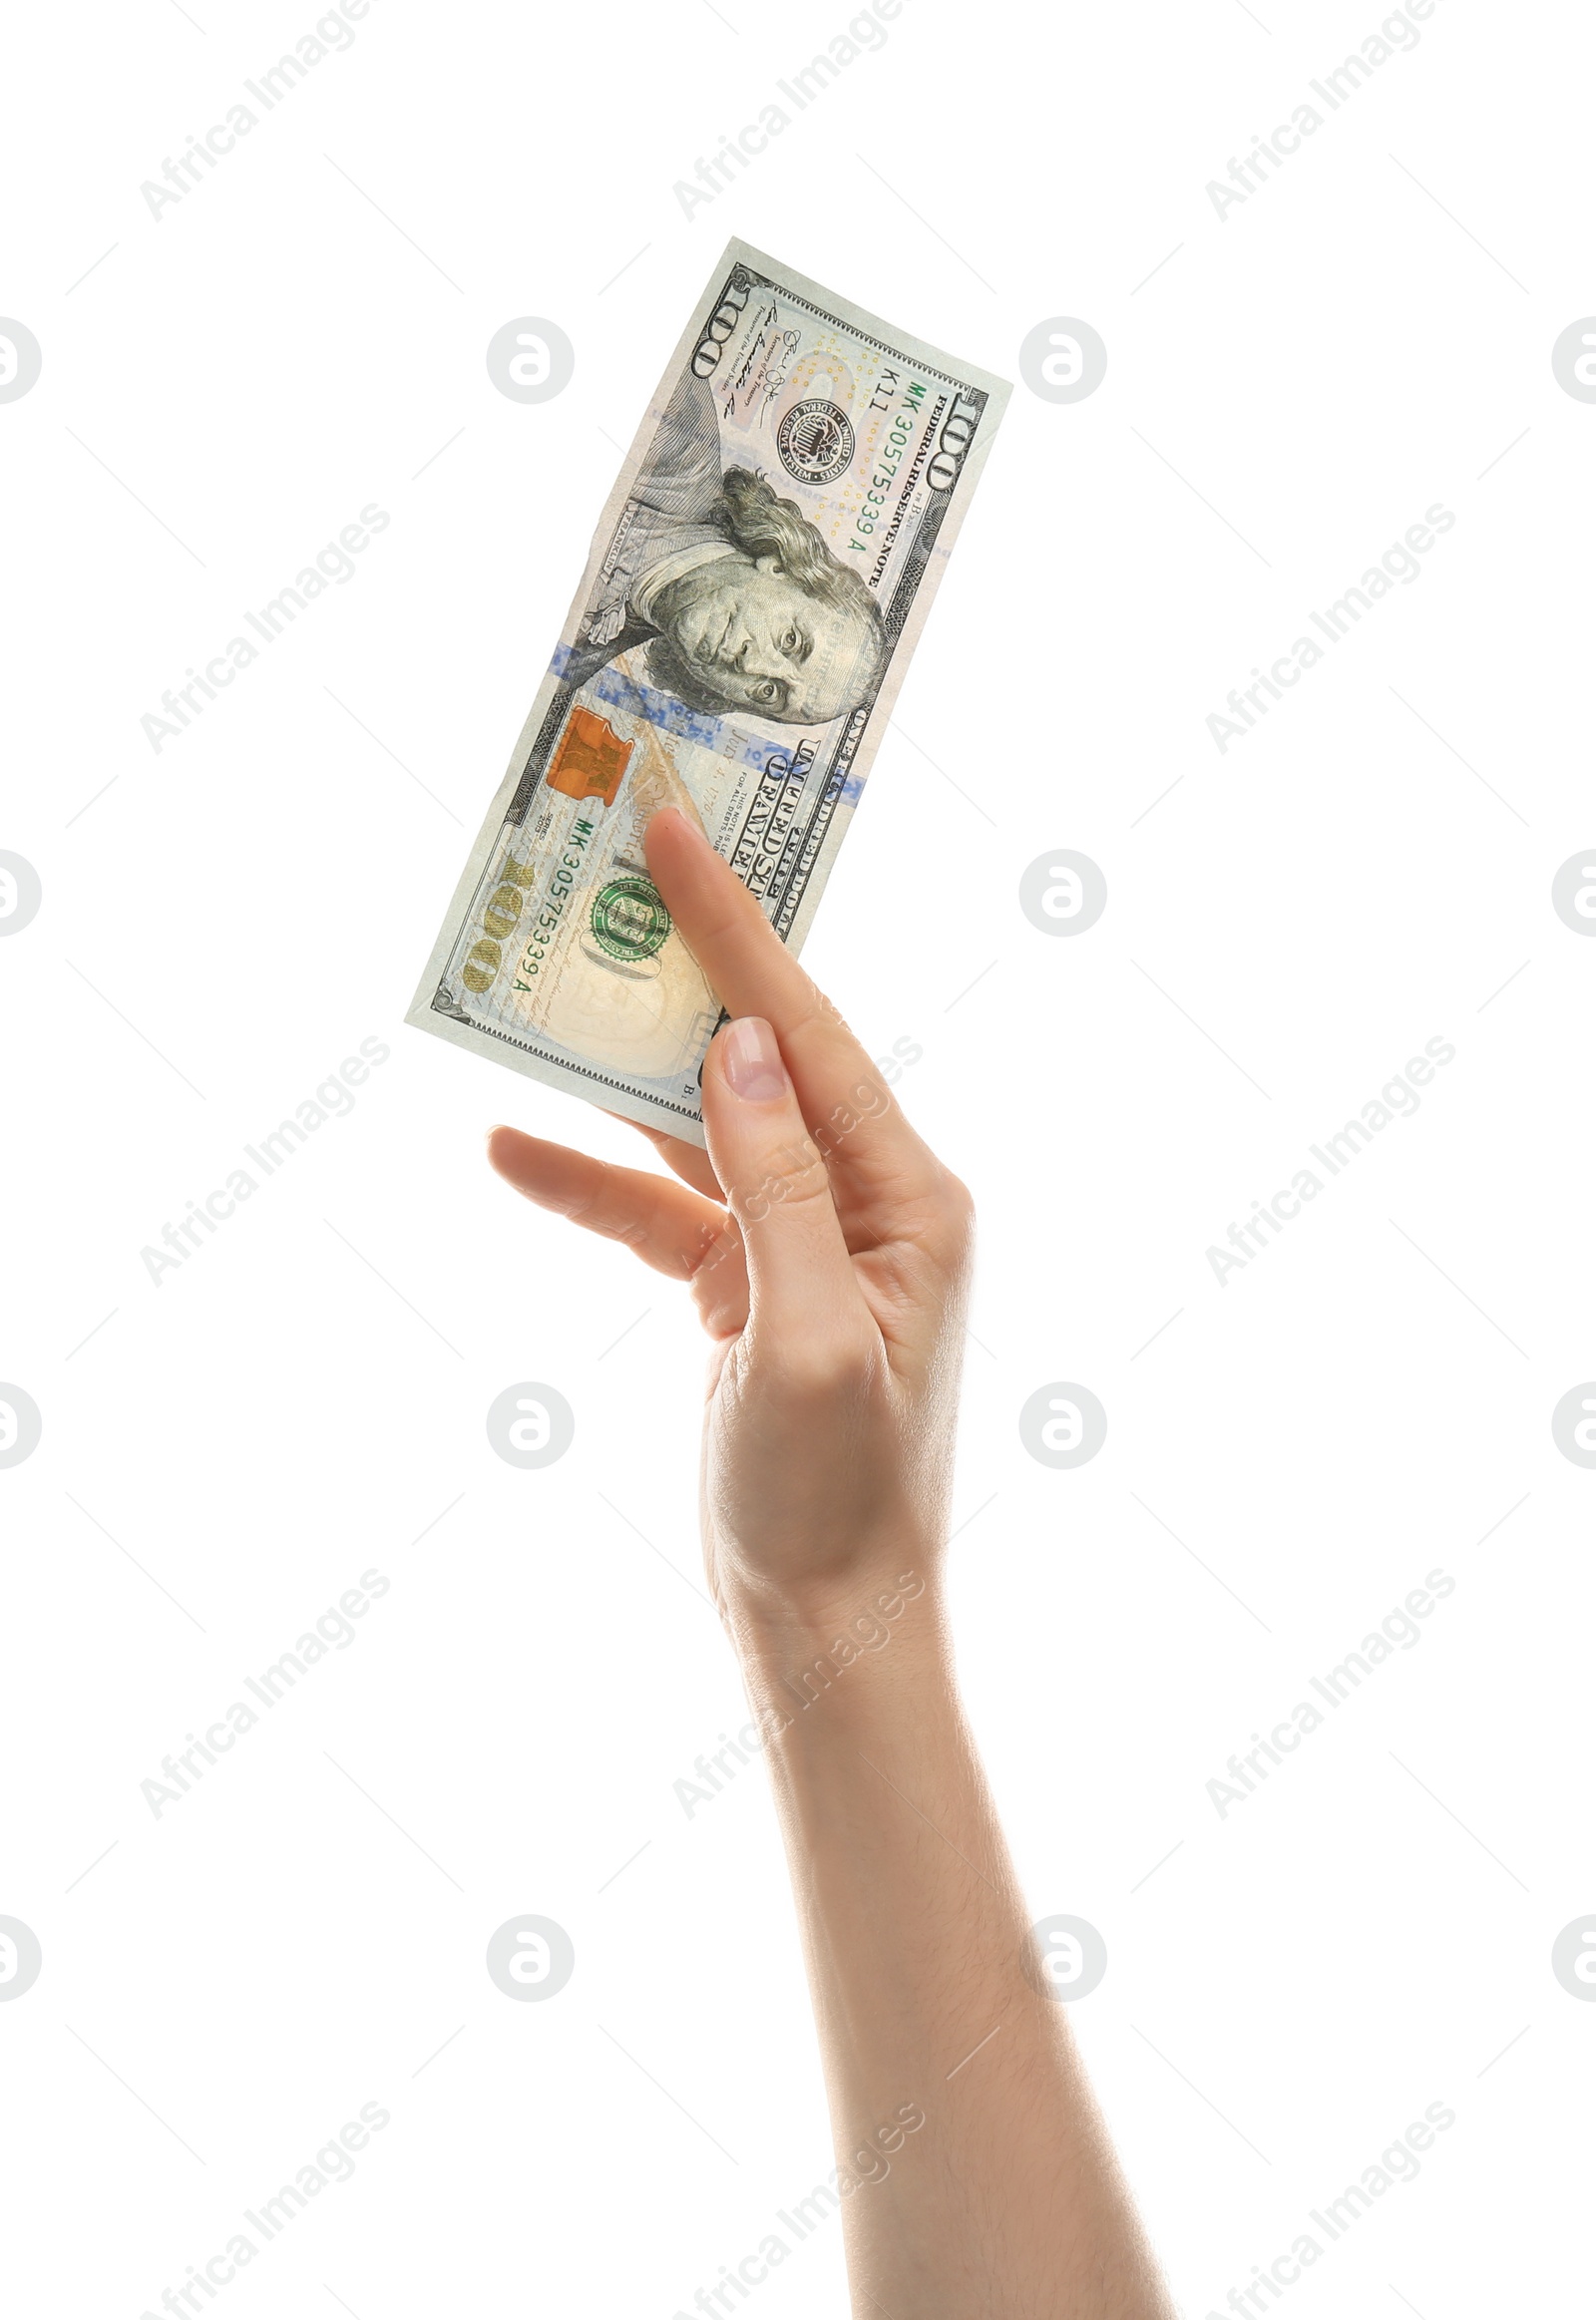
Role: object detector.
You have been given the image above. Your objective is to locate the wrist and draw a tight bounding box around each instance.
[719,1555,952,1715]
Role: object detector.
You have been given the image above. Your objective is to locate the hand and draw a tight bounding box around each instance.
[489,813,1176,2320]
[486,807,973,1641]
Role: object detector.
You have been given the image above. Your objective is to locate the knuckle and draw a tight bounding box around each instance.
[731,1140,831,1224]
[561,1161,633,1241]
[940,1168,976,1226]
[556,1167,605,1229]
[774,1151,835,1211]
[894,1171,973,1282]
[930,1167,977,1252]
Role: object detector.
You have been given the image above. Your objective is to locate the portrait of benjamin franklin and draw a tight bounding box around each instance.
[562,366,888,725]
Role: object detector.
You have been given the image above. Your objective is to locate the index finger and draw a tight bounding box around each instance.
[644,807,940,1201]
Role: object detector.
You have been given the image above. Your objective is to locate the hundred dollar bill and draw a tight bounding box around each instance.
[406,238,1009,1144]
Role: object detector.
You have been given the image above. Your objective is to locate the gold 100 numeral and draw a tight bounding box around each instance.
[460,854,538,994]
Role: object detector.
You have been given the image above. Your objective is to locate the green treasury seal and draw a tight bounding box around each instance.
[591,875,672,963]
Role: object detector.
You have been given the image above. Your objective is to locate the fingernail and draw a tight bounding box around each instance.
[721,1015,788,1102]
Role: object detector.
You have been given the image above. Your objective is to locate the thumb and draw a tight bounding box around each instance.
[701,1015,857,1335]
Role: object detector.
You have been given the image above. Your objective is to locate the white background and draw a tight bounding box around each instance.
[2,1,1592,2313]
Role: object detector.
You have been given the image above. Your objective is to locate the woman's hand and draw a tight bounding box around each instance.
[486,806,973,1641]
[489,809,1177,2318]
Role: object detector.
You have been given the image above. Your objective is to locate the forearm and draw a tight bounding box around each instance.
[734,1567,1175,2320]
[494,815,1171,2309]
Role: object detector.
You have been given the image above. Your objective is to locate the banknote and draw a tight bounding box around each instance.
[406,238,1009,1145]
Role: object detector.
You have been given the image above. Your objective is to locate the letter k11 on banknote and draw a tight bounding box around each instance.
[406,238,1009,1145]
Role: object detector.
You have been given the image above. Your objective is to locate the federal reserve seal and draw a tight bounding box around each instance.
[591,876,672,964]
[776,399,856,487]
